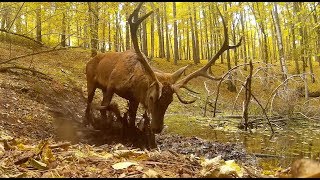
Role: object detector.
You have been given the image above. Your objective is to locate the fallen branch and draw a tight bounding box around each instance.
[0,28,45,47]
[251,153,285,158]
[0,47,73,65]
[48,142,71,149]
[0,66,47,76]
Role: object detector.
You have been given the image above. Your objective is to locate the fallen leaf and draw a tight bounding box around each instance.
[89,151,113,160]
[29,158,48,170]
[200,155,223,177]
[135,165,144,172]
[9,172,27,178]
[0,142,4,155]
[0,133,13,141]
[142,169,162,178]
[219,160,244,178]
[112,161,138,170]
[41,144,56,164]
[119,173,126,178]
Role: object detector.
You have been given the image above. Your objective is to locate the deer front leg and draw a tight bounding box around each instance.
[100,88,114,125]
[84,83,96,126]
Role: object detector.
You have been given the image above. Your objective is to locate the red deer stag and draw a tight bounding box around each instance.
[85,2,242,134]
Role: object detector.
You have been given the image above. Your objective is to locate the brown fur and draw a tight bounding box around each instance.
[85,49,187,133]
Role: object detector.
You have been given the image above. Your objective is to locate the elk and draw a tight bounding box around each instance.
[84,2,242,134]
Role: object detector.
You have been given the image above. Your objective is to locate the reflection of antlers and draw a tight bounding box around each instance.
[172,6,242,91]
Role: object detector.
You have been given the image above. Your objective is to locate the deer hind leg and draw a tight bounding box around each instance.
[100,87,114,125]
[84,83,96,126]
[128,101,139,128]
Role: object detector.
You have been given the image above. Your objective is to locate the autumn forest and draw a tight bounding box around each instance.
[0,2,320,178]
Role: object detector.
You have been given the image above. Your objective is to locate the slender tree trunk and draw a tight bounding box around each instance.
[142,7,148,56]
[304,27,315,83]
[240,10,247,70]
[186,19,190,60]
[36,4,42,42]
[61,11,66,47]
[114,10,119,52]
[272,2,288,80]
[164,2,170,62]
[125,3,130,50]
[101,16,106,52]
[203,8,210,61]
[189,5,197,64]
[232,15,238,66]
[225,4,231,70]
[161,3,165,58]
[88,2,99,54]
[156,7,164,58]
[288,2,300,74]
[312,2,320,66]
[150,2,154,59]
[173,2,179,65]
[193,3,200,63]
[108,13,111,51]
[295,3,306,72]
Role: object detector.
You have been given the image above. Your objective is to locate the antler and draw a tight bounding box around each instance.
[128,2,160,85]
[172,6,242,91]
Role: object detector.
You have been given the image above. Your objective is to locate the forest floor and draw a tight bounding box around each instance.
[1,41,318,177]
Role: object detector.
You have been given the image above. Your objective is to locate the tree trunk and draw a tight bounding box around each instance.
[312,2,320,66]
[164,2,170,62]
[161,3,165,58]
[193,3,200,63]
[295,3,306,72]
[108,13,111,51]
[189,5,197,64]
[125,3,130,50]
[173,2,179,65]
[35,4,42,42]
[150,2,155,59]
[142,7,148,56]
[156,7,164,58]
[61,11,66,47]
[88,2,99,55]
[186,19,190,60]
[114,10,119,52]
[272,2,288,80]
[101,17,106,52]
[203,5,210,61]
[240,10,247,70]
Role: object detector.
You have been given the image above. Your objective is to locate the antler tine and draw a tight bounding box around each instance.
[172,5,242,90]
[128,2,158,83]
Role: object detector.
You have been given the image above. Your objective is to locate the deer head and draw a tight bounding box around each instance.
[128,2,242,133]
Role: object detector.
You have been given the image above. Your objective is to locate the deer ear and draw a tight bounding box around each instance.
[171,65,190,83]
